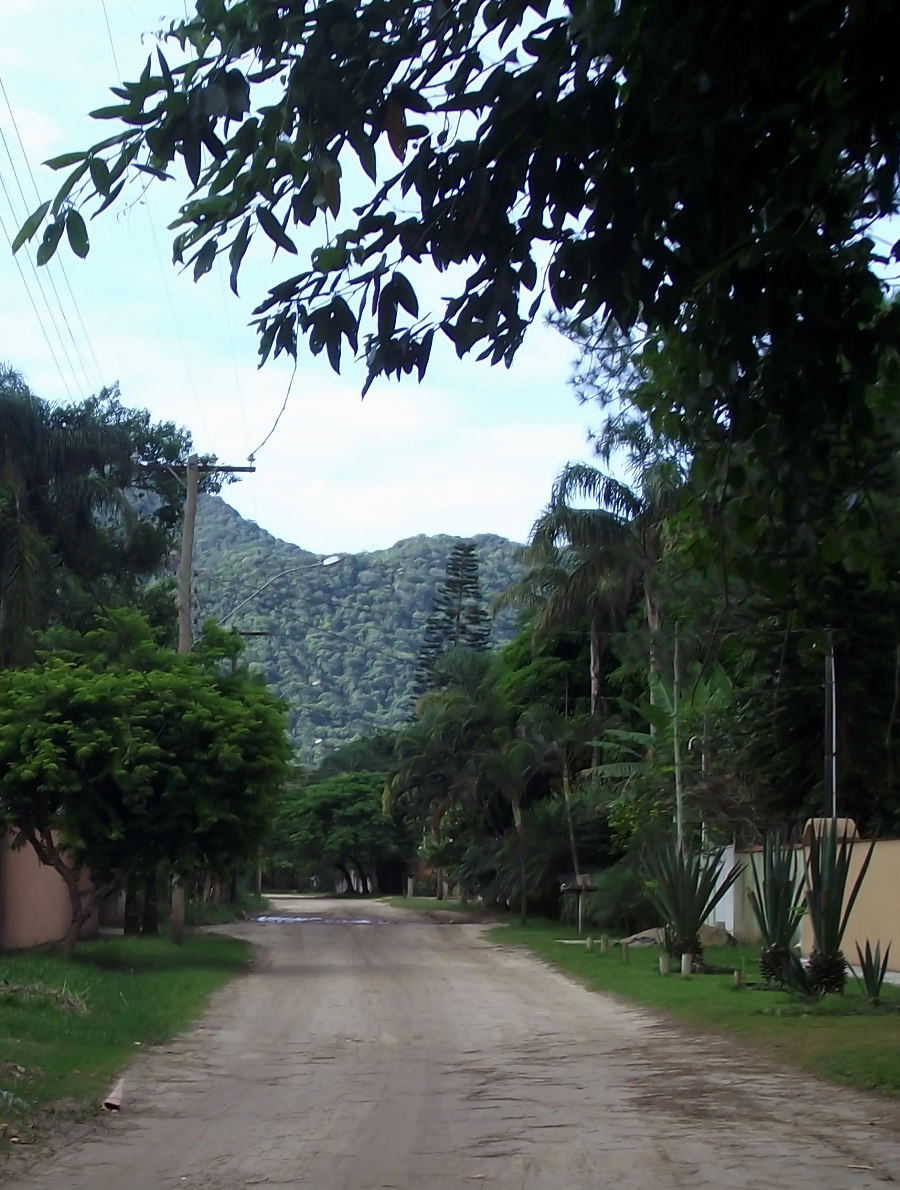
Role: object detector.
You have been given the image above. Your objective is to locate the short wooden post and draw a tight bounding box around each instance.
[733,968,743,987]
[621,940,630,964]
[586,936,594,952]
[659,954,670,975]
[600,934,609,955]
[680,952,692,978]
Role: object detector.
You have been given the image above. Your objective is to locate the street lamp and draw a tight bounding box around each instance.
[219,555,342,625]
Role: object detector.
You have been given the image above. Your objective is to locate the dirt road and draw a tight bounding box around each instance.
[7,897,900,1189]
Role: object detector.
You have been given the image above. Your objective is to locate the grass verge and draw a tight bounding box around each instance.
[0,933,249,1130]
[489,920,900,1098]
[381,896,501,916]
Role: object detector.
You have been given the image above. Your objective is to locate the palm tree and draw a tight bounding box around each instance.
[516,703,594,880]
[496,520,631,744]
[542,418,686,700]
[468,735,541,924]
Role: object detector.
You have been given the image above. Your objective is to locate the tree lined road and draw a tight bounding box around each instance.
[7,899,900,1190]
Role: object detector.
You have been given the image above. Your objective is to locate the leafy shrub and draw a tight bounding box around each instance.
[583,859,656,934]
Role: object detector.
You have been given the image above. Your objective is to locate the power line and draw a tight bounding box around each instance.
[97,0,215,453]
[249,361,297,462]
[145,200,215,448]
[0,166,85,397]
[0,128,95,396]
[0,75,105,391]
[0,205,74,398]
[99,0,122,81]
[216,256,251,447]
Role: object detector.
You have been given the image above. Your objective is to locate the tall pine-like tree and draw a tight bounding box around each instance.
[413,542,490,698]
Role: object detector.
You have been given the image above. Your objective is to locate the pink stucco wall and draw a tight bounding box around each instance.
[0,834,98,949]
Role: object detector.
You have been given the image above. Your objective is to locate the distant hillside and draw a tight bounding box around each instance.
[192,497,524,763]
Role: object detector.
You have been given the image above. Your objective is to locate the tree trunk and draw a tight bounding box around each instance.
[513,800,527,926]
[142,871,159,935]
[644,586,662,686]
[336,861,355,894]
[230,862,240,904]
[589,615,603,769]
[123,872,141,936]
[436,866,444,900]
[562,758,581,880]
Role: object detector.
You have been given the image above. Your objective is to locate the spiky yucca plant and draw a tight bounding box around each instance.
[806,822,874,995]
[855,940,892,1007]
[748,831,805,986]
[643,843,742,967]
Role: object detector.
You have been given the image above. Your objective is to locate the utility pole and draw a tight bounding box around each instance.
[160,454,255,942]
[177,455,199,654]
[673,622,684,855]
[824,630,837,820]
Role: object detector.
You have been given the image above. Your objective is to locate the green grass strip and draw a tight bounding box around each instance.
[490,920,900,1099]
[0,933,249,1121]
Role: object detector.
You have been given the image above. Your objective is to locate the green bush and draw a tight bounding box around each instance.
[583,860,656,934]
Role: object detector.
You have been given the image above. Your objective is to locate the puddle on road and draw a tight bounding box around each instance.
[255,915,396,925]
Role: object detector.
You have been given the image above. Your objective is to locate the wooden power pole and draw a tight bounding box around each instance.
[167,454,255,942]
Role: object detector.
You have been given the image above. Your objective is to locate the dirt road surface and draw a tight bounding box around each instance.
[6,896,900,1189]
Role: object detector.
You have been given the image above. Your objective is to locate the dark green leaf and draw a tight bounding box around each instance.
[392,272,419,317]
[36,217,65,266]
[51,161,89,216]
[192,238,218,280]
[66,209,90,258]
[44,151,88,170]
[12,201,51,254]
[257,207,297,254]
[89,157,111,197]
[229,216,252,295]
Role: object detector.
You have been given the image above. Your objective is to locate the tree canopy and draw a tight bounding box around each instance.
[0,610,291,944]
[273,769,409,892]
[19,0,900,470]
[0,367,218,664]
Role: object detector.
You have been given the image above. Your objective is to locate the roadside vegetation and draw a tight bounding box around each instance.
[0,935,249,1130]
[489,922,900,1098]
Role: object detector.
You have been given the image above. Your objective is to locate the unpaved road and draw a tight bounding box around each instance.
[6,896,900,1189]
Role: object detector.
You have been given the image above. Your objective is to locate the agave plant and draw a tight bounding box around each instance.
[643,843,742,966]
[779,953,823,1002]
[805,822,875,995]
[748,831,805,986]
[855,941,892,1007]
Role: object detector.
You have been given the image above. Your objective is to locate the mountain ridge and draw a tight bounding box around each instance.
[192,496,524,762]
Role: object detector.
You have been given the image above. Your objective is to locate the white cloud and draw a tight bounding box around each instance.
[0,1,597,552]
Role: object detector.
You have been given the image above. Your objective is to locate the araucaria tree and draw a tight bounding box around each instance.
[413,541,490,696]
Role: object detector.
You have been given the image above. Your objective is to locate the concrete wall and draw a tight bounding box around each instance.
[732,848,765,947]
[799,837,900,971]
[0,834,98,949]
[734,838,900,972]
[705,844,737,932]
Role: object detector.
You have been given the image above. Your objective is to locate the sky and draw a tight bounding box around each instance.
[0,0,596,553]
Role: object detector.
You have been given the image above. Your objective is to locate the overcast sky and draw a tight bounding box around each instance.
[0,0,595,553]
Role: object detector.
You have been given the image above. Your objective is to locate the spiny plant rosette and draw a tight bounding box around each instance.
[854,940,892,1007]
[747,830,805,987]
[805,821,874,996]
[642,843,742,969]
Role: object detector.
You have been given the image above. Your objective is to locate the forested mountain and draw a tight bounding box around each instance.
[192,497,523,762]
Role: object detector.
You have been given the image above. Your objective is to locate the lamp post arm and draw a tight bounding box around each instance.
[220,561,339,625]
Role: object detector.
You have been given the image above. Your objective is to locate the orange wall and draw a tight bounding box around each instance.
[799,837,900,972]
[0,834,98,949]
